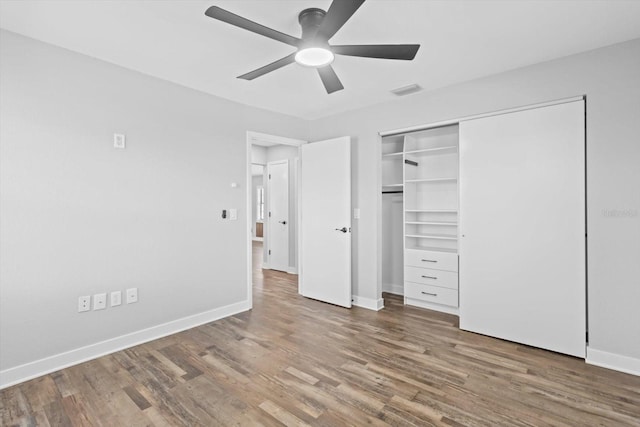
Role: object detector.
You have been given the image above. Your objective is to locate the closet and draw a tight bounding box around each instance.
[380,97,586,358]
[381,125,460,315]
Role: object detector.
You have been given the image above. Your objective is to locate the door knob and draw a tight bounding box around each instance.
[278,220,287,225]
[335,227,348,233]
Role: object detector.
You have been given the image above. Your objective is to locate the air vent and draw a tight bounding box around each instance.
[391,84,423,97]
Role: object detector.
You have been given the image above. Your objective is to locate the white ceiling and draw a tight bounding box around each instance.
[2,0,640,120]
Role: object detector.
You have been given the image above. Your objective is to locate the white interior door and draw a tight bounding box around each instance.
[267,160,289,272]
[300,137,351,308]
[459,100,586,357]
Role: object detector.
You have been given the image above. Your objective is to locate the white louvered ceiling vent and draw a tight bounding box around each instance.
[391,84,423,96]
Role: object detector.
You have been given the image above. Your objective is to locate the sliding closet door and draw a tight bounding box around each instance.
[459,100,585,358]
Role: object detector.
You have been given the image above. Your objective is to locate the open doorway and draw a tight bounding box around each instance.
[246,132,306,304]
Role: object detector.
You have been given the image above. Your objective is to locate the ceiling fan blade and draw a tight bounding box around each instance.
[238,53,297,80]
[317,0,366,41]
[317,65,344,94]
[205,6,300,47]
[332,44,420,60]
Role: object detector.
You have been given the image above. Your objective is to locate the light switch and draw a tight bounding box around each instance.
[229,208,237,220]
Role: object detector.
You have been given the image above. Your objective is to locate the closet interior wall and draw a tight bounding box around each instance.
[381,135,404,296]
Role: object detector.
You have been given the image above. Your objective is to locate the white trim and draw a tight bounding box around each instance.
[379,95,585,137]
[586,347,640,376]
[0,300,251,390]
[246,135,254,310]
[262,263,271,270]
[405,298,459,316]
[287,267,298,275]
[352,295,384,311]
[248,131,307,147]
[382,283,404,296]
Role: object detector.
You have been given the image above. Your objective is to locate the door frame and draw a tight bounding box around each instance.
[246,131,307,309]
[265,159,290,272]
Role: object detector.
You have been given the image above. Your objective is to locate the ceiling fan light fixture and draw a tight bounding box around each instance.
[295,47,335,68]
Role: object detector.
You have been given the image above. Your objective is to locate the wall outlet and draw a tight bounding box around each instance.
[93,293,107,310]
[126,288,138,304]
[78,295,91,313]
[110,290,122,307]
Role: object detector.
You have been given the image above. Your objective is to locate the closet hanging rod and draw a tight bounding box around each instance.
[404,159,418,166]
[382,190,404,194]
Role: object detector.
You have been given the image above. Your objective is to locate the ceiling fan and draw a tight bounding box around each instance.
[204,0,420,94]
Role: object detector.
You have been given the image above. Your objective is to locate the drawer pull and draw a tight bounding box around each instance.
[421,291,438,296]
[421,259,437,263]
[421,275,437,280]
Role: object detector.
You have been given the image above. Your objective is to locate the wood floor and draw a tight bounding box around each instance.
[2,242,639,426]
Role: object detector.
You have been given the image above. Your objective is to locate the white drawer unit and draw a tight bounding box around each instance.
[405,282,459,307]
[405,249,458,272]
[404,266,458,290]
[399,124,460,315]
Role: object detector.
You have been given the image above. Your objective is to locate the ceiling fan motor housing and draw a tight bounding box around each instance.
[298,8,328,45]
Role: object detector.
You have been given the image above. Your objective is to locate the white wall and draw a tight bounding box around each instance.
[0,30,308,386]
[265,145,299,271]
[251,145,267,165]
[251,146,267,240]
[251,173,264,240]
[381,193,403,295]
[309,39,640,370]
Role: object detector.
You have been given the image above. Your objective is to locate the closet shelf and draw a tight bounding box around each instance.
[382,152,403,158]
[404,245,458,254]
[405,221,457,225]
[405,209,458,213]
[404,146,458,155]
[405,177,457,183]
[382,183,404,188]
[405,233,457,240]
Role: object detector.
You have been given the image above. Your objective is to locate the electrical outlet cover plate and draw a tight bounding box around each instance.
[126,288,138,304]
[93,293,107,310]
[78,295,91,313]
[110,290,122,307]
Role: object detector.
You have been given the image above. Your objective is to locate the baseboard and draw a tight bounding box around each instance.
[286,267,298,274]
[262,263,270,269]
[382,283,404,296]
[0,300,251,390]
[586,347,640,376]
[352,295,384,311]
[405,297,459,316]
